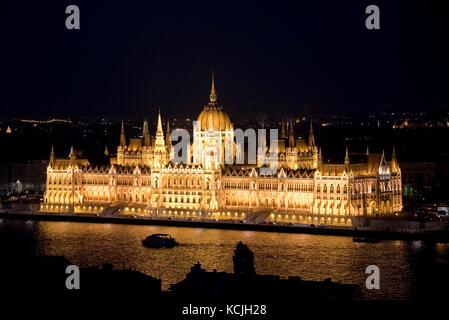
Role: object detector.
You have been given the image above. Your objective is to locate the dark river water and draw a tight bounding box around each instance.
[1,219,448,300]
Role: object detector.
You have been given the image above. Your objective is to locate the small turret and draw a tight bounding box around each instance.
[104,145,109,156]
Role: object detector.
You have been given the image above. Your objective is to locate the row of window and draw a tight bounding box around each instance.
[316,185,348,193]
[316,196,347,200]
[222,181,314,192]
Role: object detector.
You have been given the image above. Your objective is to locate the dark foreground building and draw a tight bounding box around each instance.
[0,255,162,301]
[0,242,360,302]
[170,241,360,301]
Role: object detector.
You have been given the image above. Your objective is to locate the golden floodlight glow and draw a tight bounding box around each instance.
[40,73,402,226]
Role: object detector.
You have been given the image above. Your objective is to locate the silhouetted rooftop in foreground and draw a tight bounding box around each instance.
[0,242,360,302]
[170,262,360,301]
[169,242,360,301]
[0,255,162,300]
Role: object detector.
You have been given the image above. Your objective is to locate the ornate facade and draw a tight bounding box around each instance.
[41,75,402,226]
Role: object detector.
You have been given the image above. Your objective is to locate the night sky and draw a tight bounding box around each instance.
[1,0,448,118]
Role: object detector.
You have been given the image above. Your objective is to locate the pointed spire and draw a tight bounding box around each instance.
[308,120,315,147]
[209,70,217,104]
[120,121,126,148]
[366,146,370,156]
[104,144,109,156]
[156,110,163,135]
[69,146,76,160]
[49,145,55,167]
[380,149,385,165]
[318,147,322,163]
[166,119,172,148]
[344,146,349,165]
[143,120,150,147]
[379,149,387,170]
[142,120,148,136]
[288,121,295,148]
[280,121,286,139]
[154,109,166,152]
[391,146,399,172]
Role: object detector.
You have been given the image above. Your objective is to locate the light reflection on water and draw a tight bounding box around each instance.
[1,220,449,299]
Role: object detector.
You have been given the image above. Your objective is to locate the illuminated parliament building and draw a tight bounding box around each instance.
[41,75,403,226]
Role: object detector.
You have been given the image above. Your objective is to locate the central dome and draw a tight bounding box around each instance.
[196,72,233,131]
[197,105,232,131]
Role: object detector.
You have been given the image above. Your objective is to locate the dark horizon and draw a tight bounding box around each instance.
[2,0,448,118]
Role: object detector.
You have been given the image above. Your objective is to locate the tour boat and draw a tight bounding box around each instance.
[142,233,179,248]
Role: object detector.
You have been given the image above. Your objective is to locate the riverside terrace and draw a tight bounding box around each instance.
[1,208,449,242]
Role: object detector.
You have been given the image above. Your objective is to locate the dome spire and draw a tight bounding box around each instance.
[209,70,217,104]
